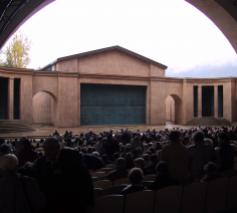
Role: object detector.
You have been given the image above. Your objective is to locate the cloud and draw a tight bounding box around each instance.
[166,61,237,78]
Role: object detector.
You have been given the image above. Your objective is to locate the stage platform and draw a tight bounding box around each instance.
[0,123,185,138]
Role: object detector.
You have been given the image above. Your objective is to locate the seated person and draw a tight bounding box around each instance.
[215,132,235,173]
[188,131,215,181]
[121,167,145,195]
[107,157,128,181]
[27,137,94,213]
[159,130,190,184]
[0,143,12,156]
[149,161,177,190]
[0,154,45,213]
[200,161,219,183]
[14,138,38,167]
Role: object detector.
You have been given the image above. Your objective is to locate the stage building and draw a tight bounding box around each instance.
[0,46,236,127]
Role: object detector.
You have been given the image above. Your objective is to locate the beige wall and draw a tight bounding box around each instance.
[150,78,183,125]
[56,59,78,73]
[32,74,58,97]
[20,75,33,123]
[0,67,237,127]
[78,51,150,77]
[55,50,165,78]
[55,77,79,127]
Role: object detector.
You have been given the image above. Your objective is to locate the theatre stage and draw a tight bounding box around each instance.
[0,123,185,138]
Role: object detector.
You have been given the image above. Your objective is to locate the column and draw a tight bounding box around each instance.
[214,85,218,118]
[8,78,14,120]
[198,85,202,118]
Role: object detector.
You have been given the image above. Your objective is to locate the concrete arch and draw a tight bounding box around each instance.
[1,1,237,55]
[185,0,237,54]
[165,94,182,124]
[33,90,57,101]
[32,90,56,125]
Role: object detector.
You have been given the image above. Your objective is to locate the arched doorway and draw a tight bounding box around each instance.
[32,91,56,125]
[165,94,182,124]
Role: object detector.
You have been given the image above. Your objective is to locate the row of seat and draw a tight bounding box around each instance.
[93,174,156,188]
[93,175,237,213]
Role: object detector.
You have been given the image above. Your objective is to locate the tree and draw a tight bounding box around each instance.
[1,33,30,68]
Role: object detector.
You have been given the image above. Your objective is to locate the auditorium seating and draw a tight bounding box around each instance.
[205,177,229,213]
[94,180,113,189]
[181,182,206,213]
[94,175,237,213]
[94,195,124,213]
[155,185,182,213]
[124,190,154,213]
[227,175,237,210]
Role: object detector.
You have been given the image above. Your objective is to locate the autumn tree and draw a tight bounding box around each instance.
[1,33,30,68]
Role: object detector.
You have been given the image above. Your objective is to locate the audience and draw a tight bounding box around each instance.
[149,161,177,190]
[14,138,38,167]
[107,157,128,181]
[200,161,219,183]
[27,137,94,213]
[215,132,235,173]
[121,167,145,195]
[0,125,237,212]
[0,154,45,213]
[159,130,190,184]
[188,131,216,180]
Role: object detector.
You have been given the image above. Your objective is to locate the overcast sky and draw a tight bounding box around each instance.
[2,0,237,75]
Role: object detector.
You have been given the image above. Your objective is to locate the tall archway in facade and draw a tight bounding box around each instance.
[165,94,182,124]
[32,91,56,125]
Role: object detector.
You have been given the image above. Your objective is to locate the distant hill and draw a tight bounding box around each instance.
[166,62,237,78]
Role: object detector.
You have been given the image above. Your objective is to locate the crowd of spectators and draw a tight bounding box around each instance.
[0,125,237,212]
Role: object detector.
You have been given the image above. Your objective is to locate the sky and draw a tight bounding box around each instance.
[2,0,237,77]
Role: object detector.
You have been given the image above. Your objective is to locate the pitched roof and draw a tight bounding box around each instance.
[44,46,167,70]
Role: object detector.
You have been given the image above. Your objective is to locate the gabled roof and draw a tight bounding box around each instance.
[46,46,167,70]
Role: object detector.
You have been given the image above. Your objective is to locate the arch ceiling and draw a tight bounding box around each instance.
[0,0,236,53]
[0,0,54,49]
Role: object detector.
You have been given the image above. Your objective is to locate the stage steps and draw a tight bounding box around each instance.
[0,120,35,134]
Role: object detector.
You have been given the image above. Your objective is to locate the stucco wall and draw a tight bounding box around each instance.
[78,51,151,77]
[32,75,58,97]
[0,67,237,128]
[56,59,78,73]
[20,75,33,123]
[150,79,183,125]
[55,77,79,127]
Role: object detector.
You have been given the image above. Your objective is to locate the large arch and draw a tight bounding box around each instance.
[165,94,182,125]
[185,0,237,54]
[32,90,56,125]
[0,0,237,55]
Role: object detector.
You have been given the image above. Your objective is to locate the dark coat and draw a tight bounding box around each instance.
[31,148,94,213]
[0,170,45,213]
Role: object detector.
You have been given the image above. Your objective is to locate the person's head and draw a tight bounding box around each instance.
[155,161,168,177]
[218,132,229,146]
[204,138,214,146]
[192,131,204,146]
[168,130,181,143]
[116,157,127,171]
[0,154,18,172]
[134,157,145,170]
[43,137,60,162]
[203,161,218,176]
[128,167,144,185]
[0,143,12,156]
[15,138,31,154]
